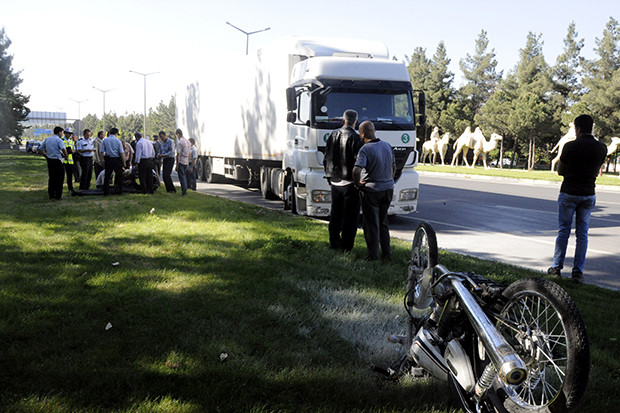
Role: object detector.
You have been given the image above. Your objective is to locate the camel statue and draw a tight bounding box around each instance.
[421,127,440,164]
[473,132,503,168]
[607,137,620,155]
[436,132,452,165]
[451,126,476,167]
[550,123,576,172]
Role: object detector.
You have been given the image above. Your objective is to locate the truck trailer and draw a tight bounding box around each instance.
[176,37,425,216]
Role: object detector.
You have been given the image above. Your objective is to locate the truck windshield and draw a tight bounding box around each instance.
[313,88,415,130]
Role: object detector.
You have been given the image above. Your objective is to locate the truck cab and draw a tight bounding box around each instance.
[282,50,424,216]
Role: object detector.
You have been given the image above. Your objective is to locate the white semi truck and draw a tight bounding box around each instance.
[176,37,425,216]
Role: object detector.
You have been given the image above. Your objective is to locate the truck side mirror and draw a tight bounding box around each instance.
[286,87,297,111]
[287,111,297,123]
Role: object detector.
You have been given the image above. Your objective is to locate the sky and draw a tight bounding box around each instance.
[1,0,618,122]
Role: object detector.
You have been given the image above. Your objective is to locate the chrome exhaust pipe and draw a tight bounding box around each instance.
[449,277,527,386]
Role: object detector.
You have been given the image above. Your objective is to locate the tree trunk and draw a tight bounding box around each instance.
[510,137,518,169]
[499,138,504,169]
[527,136,536,171]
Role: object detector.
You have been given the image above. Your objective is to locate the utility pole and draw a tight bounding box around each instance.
[129,70,159,137]
[226,22,270,55]
[92,86,114,133]
[70,98,88,133]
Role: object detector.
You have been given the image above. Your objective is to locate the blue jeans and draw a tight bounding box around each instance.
[188,164,197,190]
[552,192,596,272]
[177,163,188,195]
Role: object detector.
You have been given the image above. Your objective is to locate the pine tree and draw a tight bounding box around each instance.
[425,42,455,135]
[147,97,176,137]
[552,22,585,113]
[581,17,620,138]
[460,30,502,123]
[0,28,30,143]
[406,47,431,92]
[512,32,555,169]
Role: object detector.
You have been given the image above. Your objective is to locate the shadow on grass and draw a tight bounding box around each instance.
[0,153,459,411]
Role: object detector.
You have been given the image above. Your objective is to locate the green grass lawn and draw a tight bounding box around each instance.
[1,150,618,412]
[416,164,620,187]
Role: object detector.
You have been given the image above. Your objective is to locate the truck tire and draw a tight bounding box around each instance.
[283,173,297,214]
[196,157,207,181]
[204,158,222,183]
[260,166,278,200]
[249,167,260,188]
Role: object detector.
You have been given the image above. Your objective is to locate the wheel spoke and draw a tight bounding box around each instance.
[498,288,572,409]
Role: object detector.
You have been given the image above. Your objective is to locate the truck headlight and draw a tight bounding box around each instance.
[312,190,331,203]
[399,188,418,201]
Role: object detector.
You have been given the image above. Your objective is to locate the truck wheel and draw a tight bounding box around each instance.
[260,166,278,200]
[204,158,221,183]
[242,166,259,188]
[283,173,297,214]
[196,157,206,181]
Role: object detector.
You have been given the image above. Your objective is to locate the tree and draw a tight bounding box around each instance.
[406,43,456,140]
[0,28,30,143]
[426,42,456,135]
[477,76,518,166]
[512,32,555,169]
[117,112,142,140]
[460,30,503,124]
[580,17,620,139]
[406,48,432,143]
[147,96,176,137]
[407,47,431,92]
[552,22,585,114]
[82,114,100,134]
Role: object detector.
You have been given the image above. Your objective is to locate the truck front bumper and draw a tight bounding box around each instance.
[297,168,419,217]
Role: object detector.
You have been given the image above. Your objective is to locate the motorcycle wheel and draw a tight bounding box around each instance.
[406,222,438,338]
[487,278,590,413]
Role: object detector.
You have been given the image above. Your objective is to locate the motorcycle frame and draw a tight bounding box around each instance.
[425,265,527,390]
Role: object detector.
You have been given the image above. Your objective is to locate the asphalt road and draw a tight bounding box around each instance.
[190,172,620,290]
[392,173,620,290]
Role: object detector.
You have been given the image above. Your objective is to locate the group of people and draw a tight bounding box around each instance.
[324,110,608,284]
[324,109,396,262]
[38,127,199,198]
[38,112,606,283]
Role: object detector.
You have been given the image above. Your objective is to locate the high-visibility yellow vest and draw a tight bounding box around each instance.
[63,138,74,164]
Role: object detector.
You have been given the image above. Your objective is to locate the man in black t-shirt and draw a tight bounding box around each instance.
[548,114,607,283]
[324,109,362,252]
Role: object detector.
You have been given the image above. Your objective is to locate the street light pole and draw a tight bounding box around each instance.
[129,70,159,137]
[92,86,114,133]
[226,22,270,55]
[70,98,88,133]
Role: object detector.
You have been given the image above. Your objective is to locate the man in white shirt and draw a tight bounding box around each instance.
[76,129,95,190]
[175,128,191,196]
[93,131,105,178]
[134,132,156,194]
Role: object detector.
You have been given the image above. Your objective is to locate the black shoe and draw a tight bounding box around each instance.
[364,256,378,262]
[547,267,561,278]
[571,269,583,284]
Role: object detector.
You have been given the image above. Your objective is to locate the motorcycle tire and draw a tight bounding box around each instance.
[487,278,590,413]
[406,222,439,342]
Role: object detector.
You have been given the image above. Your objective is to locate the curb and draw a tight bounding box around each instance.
[417,170,620,193]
